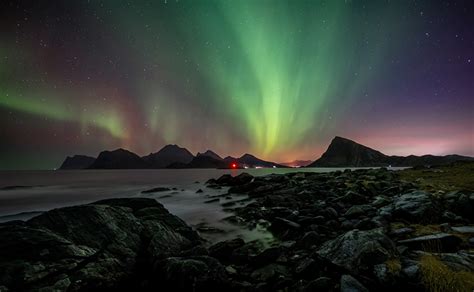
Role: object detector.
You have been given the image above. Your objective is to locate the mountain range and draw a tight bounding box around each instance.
[59,146,285,169]
[59,136,473,169]
[308,136,474,167]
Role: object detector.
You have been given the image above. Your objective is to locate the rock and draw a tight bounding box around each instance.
[344,205,374,218]
[337,191,368,204]
[196,189,203,193]
[304,276,333,291]
[250,263,288,282]
[451,226,474,234]
[295,258,321,279]
[141,187,171,193]
[398,233,462,252]
[317,229,398,274]
[254,247,282,267]
[269,217,301,236]
[402,264,420,280]
[0,198,202,291]
[390,227,414,237]
[372,196,392,207]
[215,173,254,186]
[436,251,474,271]
[297,231,322,248]
[340,274,369,292]
[153,256,229,291]
[373,259,401,285]
[382,191,440,223]
[209,238,245,262]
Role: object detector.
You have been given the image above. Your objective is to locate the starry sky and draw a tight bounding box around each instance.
[0,0,473,170]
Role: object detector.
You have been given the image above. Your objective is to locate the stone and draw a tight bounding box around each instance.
[250,264,288,282]
[304,277,333,291]
[208,238,245,262]
[317,229,398,274]
[297,231,321,248]
[141,187,170,193]
[340,274,369,292]
[344,205,374,218]
[382,191,440,223]
[451,226,474,234]
[0,198,202,291]
[154,256,229,291]
[398,233,462,252]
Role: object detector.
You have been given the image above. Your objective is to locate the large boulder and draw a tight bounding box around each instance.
[380,191,440,223]
[317,229,398,275]
[0,198,202,291]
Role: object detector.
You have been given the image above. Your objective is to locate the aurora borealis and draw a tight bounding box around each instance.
[0,0,473,170]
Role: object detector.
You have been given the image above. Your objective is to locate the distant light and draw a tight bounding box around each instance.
[244,166,249,169]
[272,165,276,168]
[231,163,237,169]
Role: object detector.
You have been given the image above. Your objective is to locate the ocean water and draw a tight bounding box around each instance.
[0,167,403,243]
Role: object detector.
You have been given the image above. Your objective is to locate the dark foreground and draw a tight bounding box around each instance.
[1,163,473,291]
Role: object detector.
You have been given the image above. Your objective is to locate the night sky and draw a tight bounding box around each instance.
[0,0,473,170]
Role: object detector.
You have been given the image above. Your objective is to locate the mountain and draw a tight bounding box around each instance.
[196,150,222,161]
[142,144,194,168]
[168,155,228,169]
[59,155,96,170]
[309,136,474,167]
[89,149,149,169]
[279,160,313,167]
[309,136,387,167]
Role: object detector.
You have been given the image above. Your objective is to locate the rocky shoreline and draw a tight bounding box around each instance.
[1,164,473,291]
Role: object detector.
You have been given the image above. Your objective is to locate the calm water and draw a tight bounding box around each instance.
[0,167,403,243]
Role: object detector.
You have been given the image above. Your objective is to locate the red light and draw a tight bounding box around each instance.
[231,163,237,169]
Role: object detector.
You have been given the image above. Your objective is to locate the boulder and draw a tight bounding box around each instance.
[0,198,202,291]
[398,233,462,252]
[381,191,440,223]
[317,229,398,274]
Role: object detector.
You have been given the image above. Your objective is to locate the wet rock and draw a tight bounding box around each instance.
[340,274,369,292]
[216,173,254,186]
[0,198,201,291]
[317,229,398,274]
[398,233,462,252]
[154,256,229,291]
[209,238,245,262]
[141,187,170,193]
[381,191,440,223]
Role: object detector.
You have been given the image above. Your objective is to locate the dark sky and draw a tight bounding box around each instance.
[0,0,473,170]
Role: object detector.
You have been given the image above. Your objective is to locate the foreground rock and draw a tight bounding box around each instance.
[0,198,204,291]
